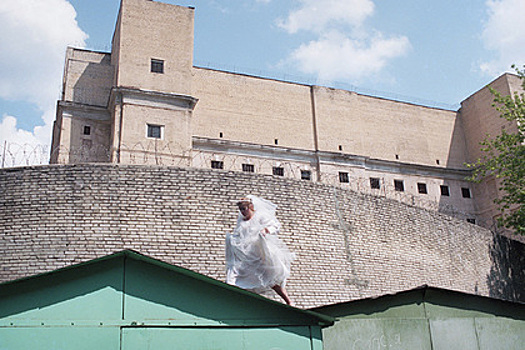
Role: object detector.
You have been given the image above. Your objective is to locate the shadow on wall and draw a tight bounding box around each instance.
[487,233,525,302]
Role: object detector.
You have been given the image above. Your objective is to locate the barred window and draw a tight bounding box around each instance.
[339,172,349,183]
[301,170,311,181]
[211,160,224,169]
[272,167,284,176]
[151,58,164,73]
[242,164,254,172]
[370,177,380,189]
[440,185,450,196]
[147,124,163,139]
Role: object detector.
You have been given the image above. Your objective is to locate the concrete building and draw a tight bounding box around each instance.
[50,0,523,230]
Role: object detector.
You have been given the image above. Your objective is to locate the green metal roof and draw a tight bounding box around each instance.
[0,249,334,327]
[310,284,525,320]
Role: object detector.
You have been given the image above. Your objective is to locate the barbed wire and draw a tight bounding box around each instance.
[1,141,504,232]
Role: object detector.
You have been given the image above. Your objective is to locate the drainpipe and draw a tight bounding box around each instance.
[310,85,321,182]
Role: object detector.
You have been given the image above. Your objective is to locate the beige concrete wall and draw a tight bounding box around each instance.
[314,86,466,168]
[118,103,192,166]
[460,74,522,221]
[192,68,315,150]
[62,48,114,107]
[115,0,194,96]
[460,74,518,164]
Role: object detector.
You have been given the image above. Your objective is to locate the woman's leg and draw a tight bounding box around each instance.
[272,285,292,305]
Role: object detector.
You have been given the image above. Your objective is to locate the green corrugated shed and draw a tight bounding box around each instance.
[0,250,333,350]
[311,285,525,350]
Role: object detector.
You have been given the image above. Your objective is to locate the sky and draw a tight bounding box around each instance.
[0,0,524,166]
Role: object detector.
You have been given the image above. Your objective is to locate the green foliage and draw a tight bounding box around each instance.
[468,65,525,235]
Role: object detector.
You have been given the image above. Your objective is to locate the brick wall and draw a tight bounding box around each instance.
[1,164,523,307]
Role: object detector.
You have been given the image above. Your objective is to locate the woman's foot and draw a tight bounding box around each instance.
[272,285,292,305]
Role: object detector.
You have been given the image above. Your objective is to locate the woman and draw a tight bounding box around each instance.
[225,195,295,305]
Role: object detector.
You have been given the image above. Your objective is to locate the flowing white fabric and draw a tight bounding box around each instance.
[225,195,295,293]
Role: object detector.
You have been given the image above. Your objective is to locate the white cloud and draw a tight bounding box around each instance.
[278,0,374,34]
[0,0,87,166]
[480,0,525,76]
[290,30,410,82]
[279,0,409,82]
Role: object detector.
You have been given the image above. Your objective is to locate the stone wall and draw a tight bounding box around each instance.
[1,164,523,308]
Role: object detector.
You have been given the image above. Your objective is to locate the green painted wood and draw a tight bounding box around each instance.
[121,326,313,350]
[0,258,123,321]
[313,286,525,350]
[475,318,525,350]
[429,318,479,350]
[123,257,327,326]
[0,327,120,350]
[0,251,331,349]
[322,318,432,350]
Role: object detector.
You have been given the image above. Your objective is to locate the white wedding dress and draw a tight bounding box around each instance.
[225,196,295,293]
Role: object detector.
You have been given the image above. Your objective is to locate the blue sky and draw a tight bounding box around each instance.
[0,0,524,160]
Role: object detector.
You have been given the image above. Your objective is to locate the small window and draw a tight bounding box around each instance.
[272,167,284,176]
[436,159,440,165]
[151,58,164,73]
[440,185,450,197]
[242,164,254,173]
[219,132,223,138]
[395,154,399,160]
[370,177,380,189]
[339,172,349,183]
[338,145,343,151]
[211,160,224,169]
[394,179,404,192]
[147,124,163,139]
[461,187,471,198]
[274,139,279,145]
[466,218,476,224]
[301,170,311,181]
[83,125,91,135]
[417,183,427,194]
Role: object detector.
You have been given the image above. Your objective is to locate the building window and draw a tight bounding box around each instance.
[440,185,450,197]
[242,164,254,173]
[466,218,476,224]
[417,183,428,194]
[211,160,224,169]
[394,179,404,192]
[272,166,284,176]
[370,177,380,189]
[147,124,163,139]
[395,154,399,160]
[219,132,223,138]
[338,145,343,151]
[151,59,164,73]
[301,170,311,181]
[339,172,349,183]
[274,139,279,145]
[83,125,91,135]
[461,187,471,198]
